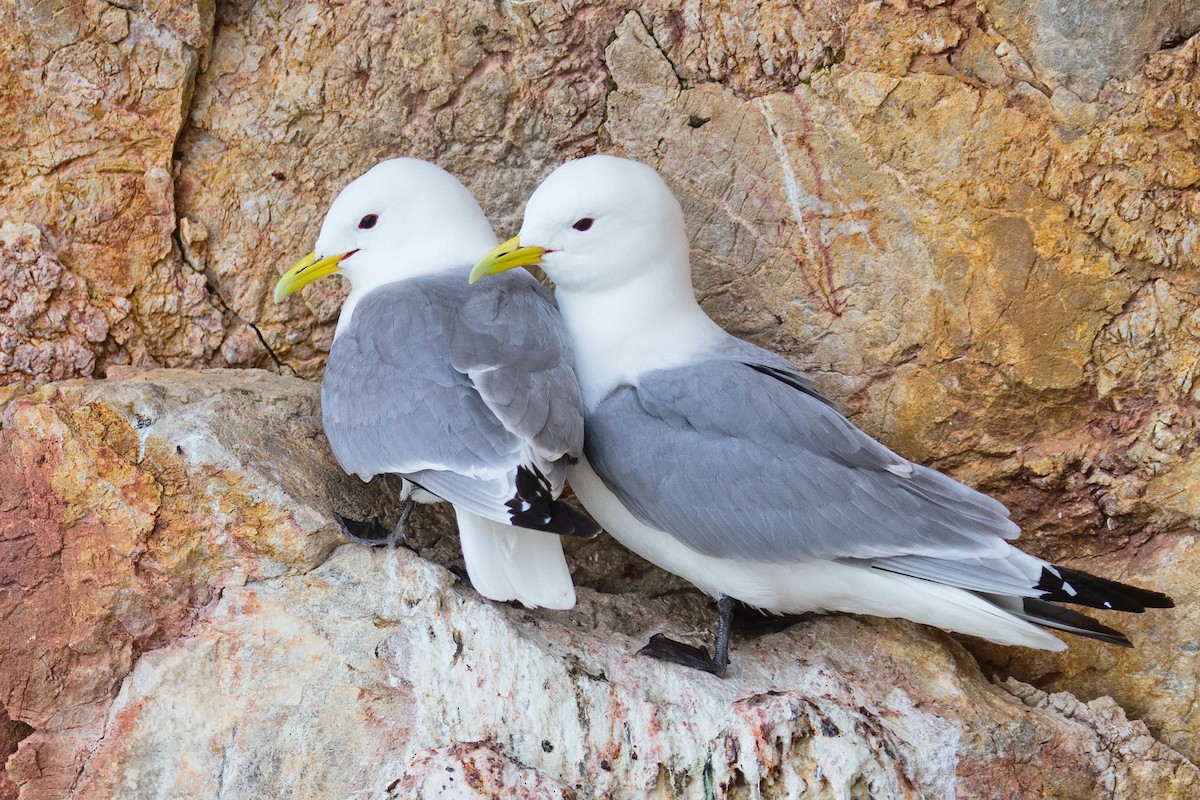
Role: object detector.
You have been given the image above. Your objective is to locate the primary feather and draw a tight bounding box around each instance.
[494,154,1172,646]
[279,158,599,609]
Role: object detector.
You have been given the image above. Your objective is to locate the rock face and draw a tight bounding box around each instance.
[2,371,1198,799]
[0,0,223,386]
[3,0,1199,793]
[0,370,406,798]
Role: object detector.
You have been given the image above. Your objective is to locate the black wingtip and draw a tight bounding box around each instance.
[1021,598,1134,648]
[552,503,603,539]
[1036,565,1175,612]
[506,465,602,539]
[1148,590,1177,610]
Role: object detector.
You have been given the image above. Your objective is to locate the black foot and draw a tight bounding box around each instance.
[447,564,474,589]
[731,602,813,638]
[334,499,414,549]
[333,513,391,545]
[638,633,728,677]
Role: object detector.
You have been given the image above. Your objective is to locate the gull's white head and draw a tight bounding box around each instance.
[470,155,691,294]
[275,158,496,302]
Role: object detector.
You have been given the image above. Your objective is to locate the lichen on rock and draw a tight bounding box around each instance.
[3,0,1200,794]
[0,370,1197,798]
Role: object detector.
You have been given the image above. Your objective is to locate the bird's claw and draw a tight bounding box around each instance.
[333,512,392,545]
[334,498,415,549]
[637,633,728,677]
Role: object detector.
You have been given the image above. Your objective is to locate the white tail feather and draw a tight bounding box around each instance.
[455,507,576,610]
[866,571,1067,651]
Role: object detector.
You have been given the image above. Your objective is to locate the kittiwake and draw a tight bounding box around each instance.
[275,157,599,610]
[470,154,1174,673]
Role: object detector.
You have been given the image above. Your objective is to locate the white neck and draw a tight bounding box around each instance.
[334,234,495,339]
[554,262,727,407]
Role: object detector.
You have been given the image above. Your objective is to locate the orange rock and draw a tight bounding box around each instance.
[4,0,1199,789]
[0,369,404,797]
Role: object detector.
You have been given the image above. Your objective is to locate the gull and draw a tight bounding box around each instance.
[470,154,1173,674]
[275,157,598,610]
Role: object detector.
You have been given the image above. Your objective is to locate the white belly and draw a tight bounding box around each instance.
[569,456,855,611]
[567,457,1063,649]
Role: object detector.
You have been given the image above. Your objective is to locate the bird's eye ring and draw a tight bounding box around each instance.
[358,214,378,229]
[572,217,594,232]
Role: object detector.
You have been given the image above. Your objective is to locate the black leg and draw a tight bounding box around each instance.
[387,497,416,547]
[712,595,735,670]
[637,594,736,677]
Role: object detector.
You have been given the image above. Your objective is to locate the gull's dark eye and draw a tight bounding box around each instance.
[358,214,378,229]
[572,217,594,232]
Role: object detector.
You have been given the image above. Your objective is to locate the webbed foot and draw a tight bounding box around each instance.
[636,595,736,677]
[335,497,416,548]
[638,633,728,677]
[731,602,813,637]
[333,513,391,545]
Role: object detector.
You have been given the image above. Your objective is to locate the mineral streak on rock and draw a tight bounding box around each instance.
[3,0,1200,793]
[0,370,405,799]
[1,371,1198,799]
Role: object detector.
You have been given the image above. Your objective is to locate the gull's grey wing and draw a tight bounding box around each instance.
[448,273,584,480]
[321,271,584,528]
[861,552,1044,596]
[585,351,1019,564]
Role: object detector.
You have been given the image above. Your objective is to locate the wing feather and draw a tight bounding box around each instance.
[451,277,584,483]
[585,349,1018,563]
[321,271,584,522]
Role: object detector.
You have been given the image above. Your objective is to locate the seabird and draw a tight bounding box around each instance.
[470,154,1173,674]
[275,157,598,609]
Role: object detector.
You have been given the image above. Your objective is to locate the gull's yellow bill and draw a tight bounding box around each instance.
[469,236,547,284]
[273,251,352,302]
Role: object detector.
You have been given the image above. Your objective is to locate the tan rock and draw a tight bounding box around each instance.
[4,0,1200,782]
[0,0,227,386]
[0,223,108,388]
[36,544,1200,800]
[981,0,1200,101]
[0,369,406,797]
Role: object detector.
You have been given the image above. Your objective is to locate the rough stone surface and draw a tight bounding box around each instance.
[3,371,1197,799]
[0,224,109,389]
[60,545,1200,800]
[981,0,1200,101]
[0,0,226,389]
[4,0,1200,792]
[0,370,406,799]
